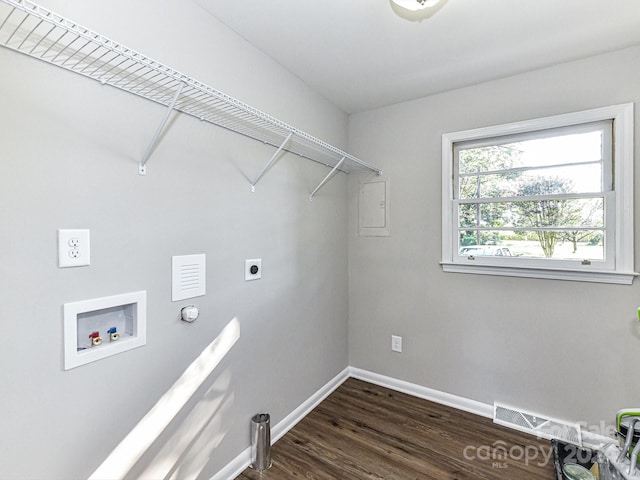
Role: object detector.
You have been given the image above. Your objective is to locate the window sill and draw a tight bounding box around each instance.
[440,262,638,285]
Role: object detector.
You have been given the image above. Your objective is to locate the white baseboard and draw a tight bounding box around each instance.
[272,367,350,443]
[210,367,350,480]
[210,446,251,480]
[348,367,494,419]
[348,368,616,448]
[213,366,609,480]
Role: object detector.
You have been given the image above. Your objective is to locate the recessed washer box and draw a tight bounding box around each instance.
[63,291,147,370]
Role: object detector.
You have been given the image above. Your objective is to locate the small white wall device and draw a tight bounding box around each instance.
[180,305,199,323]
[245,259,262,281]
[58,229,90,267]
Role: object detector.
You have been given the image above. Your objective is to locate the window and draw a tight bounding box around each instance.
[441,104,636,284]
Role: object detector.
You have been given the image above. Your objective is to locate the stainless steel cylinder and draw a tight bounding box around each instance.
[250,413,272,471]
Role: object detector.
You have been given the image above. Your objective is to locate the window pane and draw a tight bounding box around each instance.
[459,198,604,229]
[459,145,523,174]
[459,164,603,199]
[458,230,605,261]
[519,131,603,168]
[459,172,519,199]
[518,165,602,195]
[459,130,604,175]
[459,202,518,228]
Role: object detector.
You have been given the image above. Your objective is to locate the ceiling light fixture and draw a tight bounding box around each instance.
[391,0,443,11]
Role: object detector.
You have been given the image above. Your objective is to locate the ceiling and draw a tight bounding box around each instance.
[193,0,640,114]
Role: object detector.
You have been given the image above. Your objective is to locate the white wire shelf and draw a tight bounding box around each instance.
[0,0,381,194]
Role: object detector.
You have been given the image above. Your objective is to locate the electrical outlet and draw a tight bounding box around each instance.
[58,229,90,267]
[245,259,262,281]
[391,335,402,353]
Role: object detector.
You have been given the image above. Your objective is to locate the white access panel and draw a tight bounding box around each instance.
[359,178,390,236]
[172,254,206,301]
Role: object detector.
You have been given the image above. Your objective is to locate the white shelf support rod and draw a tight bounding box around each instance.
[138,82,185,175]
[250,132,293,192]
[309,156,346,200]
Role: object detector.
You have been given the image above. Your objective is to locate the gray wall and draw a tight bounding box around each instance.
[4,2,639,477]
[348,45,640,430]
[0,1,350,478]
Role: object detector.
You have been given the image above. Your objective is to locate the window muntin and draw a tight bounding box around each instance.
[441,104,635,284]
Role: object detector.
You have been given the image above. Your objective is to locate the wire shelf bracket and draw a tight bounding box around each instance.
[0,0,383,193]
[139,82,185,176]
[250,132,292,192]
[310,156,345,200]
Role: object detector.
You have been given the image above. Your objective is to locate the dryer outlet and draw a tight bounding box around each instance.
[245,259,262,281]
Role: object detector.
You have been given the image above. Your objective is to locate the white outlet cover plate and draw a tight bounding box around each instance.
[58,229,90,267]
[245,259,262,281]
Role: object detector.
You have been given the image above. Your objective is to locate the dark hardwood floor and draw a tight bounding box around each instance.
[236,378,555,479]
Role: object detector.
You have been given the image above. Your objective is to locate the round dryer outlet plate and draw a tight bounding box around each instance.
[245,259,262,281]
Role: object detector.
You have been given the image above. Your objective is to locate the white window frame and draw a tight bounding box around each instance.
[441,103,636,284]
